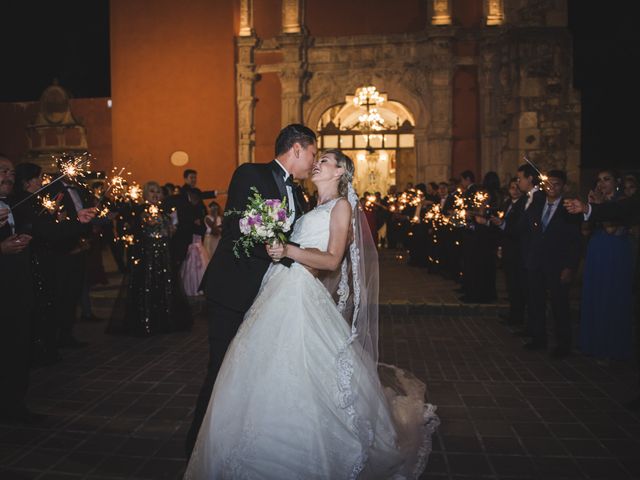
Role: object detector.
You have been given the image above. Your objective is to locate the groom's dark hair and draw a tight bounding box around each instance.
[275,124,317,157]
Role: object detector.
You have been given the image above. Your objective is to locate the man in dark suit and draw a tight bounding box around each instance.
[186,124,317,457]
[47,170,95,348]
[180,169,217,223]
[510,163,546,336]
[493,177,524,325]
[0,155,37,424]
[523,170,581,356]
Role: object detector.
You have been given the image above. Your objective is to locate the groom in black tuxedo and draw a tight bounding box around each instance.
[186,124,317,457]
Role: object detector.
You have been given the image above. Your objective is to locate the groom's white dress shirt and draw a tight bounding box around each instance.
[274,159,296,218]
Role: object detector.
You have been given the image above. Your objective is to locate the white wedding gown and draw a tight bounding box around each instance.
[185,198,439,479]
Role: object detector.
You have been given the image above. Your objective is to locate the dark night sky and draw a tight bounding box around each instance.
[0,0,635,169]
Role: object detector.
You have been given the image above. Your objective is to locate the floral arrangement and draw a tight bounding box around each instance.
[225,187,293,258]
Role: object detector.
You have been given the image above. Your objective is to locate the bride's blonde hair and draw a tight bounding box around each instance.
[322,148,354,197]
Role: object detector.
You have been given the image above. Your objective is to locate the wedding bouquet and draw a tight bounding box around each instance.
[226,187,294,258]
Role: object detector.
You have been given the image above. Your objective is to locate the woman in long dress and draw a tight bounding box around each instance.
[203,201,222,257]
[579,169,634,361]
[185,149,439,479]
[107,181,192,336]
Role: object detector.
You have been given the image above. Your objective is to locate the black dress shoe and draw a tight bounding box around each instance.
[57,336,88,349]
[523,340,547,351]
[550,347,571,359]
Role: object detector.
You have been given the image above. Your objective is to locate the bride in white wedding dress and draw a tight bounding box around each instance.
[185,149,439,479]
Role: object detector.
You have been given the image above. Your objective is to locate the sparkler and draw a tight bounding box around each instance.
[95,166,126,207]
[39,194,59,214]
[11,152,91,210]
[523,154,549,188]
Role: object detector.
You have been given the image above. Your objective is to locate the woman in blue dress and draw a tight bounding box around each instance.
[580,169,634,362]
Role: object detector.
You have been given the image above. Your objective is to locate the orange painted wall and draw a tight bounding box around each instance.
[254,73,282,164]
[110,0,236,194]
[72,98,113,174]
[451,66,480,178]
[305,0,426,36]
[254,0,282,39]
[0,98,112,174]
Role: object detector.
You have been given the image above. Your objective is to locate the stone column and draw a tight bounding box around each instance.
[278,33,307,126]
[236,36,258,165]
[431,0,451,26]
[238,0,253,37]
[479,36,503,178]
[282,0,302,34]
[424,35,453,181]
[486,0,505,26]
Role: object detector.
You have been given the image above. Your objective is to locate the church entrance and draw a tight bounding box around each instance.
[316,86,416,196]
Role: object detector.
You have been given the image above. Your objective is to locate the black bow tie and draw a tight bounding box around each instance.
[284,176,294,187]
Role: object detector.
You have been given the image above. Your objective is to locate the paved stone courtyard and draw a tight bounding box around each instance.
[1,251,639,480]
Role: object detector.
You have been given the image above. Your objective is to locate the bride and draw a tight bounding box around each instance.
[185,149,439,479]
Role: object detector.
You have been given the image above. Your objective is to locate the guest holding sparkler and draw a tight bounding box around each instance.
[46,159,95,349]
[493,177,525,327]
[12,160,97,361]
[522,170,582,356]
[509,163,546,336]
[108,181,191,336]
[0,154,38,423]
[460,172,501,303]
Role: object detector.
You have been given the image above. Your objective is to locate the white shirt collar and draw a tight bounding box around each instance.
[527,185,539,197]
[274,159,291,180]
[546,196,561,208]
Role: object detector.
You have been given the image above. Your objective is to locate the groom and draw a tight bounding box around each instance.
[186,124,317,456]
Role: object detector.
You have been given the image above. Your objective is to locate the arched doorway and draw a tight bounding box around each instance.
[316,86,416,195]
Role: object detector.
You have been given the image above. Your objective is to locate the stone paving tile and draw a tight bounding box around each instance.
[0,253,638,479]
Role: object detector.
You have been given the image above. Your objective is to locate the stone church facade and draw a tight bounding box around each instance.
[237,0,580,190]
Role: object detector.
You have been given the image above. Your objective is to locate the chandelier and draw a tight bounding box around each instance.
[349,85,387,151]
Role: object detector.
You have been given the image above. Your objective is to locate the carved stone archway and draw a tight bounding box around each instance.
[304,71,442,186]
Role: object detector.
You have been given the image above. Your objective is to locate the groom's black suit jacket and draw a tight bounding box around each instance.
[201,160,304,313]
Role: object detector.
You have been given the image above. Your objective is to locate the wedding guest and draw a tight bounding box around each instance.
[408,184,430,267]
[0,155,39,424]
[11,162,97,365]
[624,174,638,199]
[512,163,546,336]
[565,177,640,410]
[171,189,206,271]
[579,169,633,363]
[203,201,222,257]
[522,171,581,356]
[493,177,525,326]
[41,161,95,349]
[180,169,217,224]
[108,181,191,336]
[180,233,209,297]
[461,172,500,303]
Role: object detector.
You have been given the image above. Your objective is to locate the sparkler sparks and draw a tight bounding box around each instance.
[39,194,59,214]
[58,154,90,180]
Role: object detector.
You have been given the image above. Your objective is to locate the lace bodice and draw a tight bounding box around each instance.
[289,197,341,251]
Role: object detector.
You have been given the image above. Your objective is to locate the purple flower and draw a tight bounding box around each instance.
[265,199,281,207]
[248,214,262,226]
[277,209,287,221]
